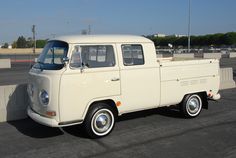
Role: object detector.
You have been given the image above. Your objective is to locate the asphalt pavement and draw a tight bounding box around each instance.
[0,88,236,158]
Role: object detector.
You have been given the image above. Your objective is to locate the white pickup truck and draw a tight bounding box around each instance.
[27,35,220,138]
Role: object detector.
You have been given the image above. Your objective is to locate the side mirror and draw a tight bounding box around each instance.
[62,57,69,64]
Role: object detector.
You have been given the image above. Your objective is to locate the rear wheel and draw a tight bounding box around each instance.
[180,94,203,118]
[84,103,116,138]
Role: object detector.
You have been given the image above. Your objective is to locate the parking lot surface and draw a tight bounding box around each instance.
[0,88,236,158]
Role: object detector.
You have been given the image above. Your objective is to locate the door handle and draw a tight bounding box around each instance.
[111,78,120,81]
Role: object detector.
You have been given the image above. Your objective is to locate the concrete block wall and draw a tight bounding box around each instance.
[0,59,11,68]
[0,48,42,54]
[220,68,236,90]
[229,52,236,58]
[156,54,163,58]
[173,53,194,58]
[0,84,28,122]
[203,53,222,59]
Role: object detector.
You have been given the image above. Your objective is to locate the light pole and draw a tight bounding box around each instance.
[88,24,91,35]
[32,25,36,54]
[188,0,191,53]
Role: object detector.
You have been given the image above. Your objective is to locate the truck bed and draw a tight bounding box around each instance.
[157,57,220,106]
[157,57,219,81]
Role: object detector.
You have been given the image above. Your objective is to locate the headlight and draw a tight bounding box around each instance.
[39,90,49,106]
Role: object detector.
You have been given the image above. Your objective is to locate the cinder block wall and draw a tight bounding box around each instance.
[0,48,42,54]
[229,52,236,58]
[156,54,163,58]
[220,68,236,90]
[173,53,194,58]
[0,59,11,68]
[203,53,222,59]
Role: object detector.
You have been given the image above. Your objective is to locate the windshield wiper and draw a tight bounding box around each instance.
[37,60,43,64]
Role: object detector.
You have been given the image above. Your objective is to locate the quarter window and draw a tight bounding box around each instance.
[122,45,144,66]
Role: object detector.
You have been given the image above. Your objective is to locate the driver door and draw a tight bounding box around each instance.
[59,44,120,122]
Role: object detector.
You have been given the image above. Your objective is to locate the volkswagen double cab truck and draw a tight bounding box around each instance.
[27,35,220,138]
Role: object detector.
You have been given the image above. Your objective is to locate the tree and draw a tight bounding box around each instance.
[16,36,27,48]
[148,32,236,47]
[222,32,236,45]
[26,37,33,48]
[1,43,9,48]
[12,41,17,48]
[175,37,188,46]
[36,40,47,48]
[81,29,88,35]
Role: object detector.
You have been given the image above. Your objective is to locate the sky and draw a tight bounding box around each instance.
[0,0,236,44]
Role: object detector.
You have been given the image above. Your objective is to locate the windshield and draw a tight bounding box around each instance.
[33,41,68,70]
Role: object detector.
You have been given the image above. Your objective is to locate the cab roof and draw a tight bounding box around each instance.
[50,35,153,44]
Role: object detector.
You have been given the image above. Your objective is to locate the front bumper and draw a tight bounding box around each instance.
[27,106,60,127]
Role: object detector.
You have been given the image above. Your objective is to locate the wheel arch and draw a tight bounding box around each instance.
[83,99,119,120]
[181,91,208,109]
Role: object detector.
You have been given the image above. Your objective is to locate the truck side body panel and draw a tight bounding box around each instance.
[159,59,220,106]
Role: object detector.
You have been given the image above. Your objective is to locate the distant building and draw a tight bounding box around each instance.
[8,45,12,49]
[170,34,187,37]
[148,33,187,38]
[153,33,166,38]
[150,33,187,38]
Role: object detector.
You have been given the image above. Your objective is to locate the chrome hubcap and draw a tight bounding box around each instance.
[91,109,114,135]
[187,95,201,115]
[96,114,108,129]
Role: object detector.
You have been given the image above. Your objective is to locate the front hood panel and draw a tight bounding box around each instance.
[28,69,51,116]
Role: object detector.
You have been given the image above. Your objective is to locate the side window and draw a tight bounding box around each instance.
[70,45,115,68]
[122,45,144,66]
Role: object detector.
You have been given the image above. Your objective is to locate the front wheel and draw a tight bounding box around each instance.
[180,94,203,118]
[84,103,116,138]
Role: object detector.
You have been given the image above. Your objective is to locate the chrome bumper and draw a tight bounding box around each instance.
[209,93,221,101]
[27,106,60,127]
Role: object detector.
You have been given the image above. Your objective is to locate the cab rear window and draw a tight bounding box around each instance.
[122,45,144,66]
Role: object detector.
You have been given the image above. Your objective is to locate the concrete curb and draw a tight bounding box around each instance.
[173,53,194,58]
[229,52,236,58]
[220,68,236,90]
[0,59,11,68]
[0,84,28,122]
[0,48,42,54]
[156,54,163,58]
[203,53,222,59]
